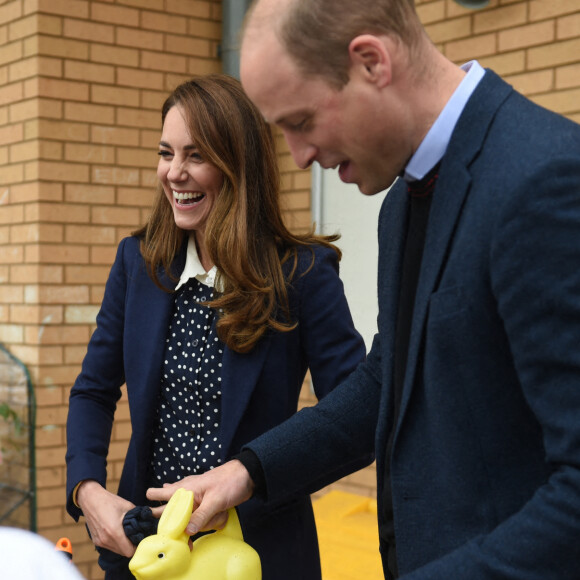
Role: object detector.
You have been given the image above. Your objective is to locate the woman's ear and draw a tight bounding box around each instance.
[348,34,392,88]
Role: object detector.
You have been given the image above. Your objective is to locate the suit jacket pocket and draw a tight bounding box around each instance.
[428,285,468,321]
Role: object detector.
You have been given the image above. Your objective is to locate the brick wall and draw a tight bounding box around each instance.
[276,128,313,232]
[0,1,223,577]
[418,0,580,122]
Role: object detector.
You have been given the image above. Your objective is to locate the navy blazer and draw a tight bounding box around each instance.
[246,70,580,578]
[66,236,369,579]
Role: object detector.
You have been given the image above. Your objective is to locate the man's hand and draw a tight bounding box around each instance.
[146,459,255,535]
[77,480,137,558]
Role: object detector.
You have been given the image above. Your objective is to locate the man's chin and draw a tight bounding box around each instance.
[337,162,395,195]
[360,173,400,196]
[357,179,389,196]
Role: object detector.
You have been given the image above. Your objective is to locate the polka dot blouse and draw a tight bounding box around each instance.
[151,278,224,485]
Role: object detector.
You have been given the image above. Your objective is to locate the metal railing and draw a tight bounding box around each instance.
[0,344,36,531]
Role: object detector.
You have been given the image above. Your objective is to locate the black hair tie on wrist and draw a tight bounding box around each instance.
[122,506,159,546]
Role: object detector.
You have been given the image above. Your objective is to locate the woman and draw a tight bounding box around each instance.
[65,75,369,579]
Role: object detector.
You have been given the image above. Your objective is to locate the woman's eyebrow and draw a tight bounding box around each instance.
[158,140,197,150]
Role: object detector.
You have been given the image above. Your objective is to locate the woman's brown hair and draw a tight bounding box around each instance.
[134,74,340,353]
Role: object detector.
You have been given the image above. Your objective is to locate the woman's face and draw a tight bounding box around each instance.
[157,105,223,234]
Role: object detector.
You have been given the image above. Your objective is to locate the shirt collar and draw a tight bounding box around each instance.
[404,60,486,182]
[175,234,219,291]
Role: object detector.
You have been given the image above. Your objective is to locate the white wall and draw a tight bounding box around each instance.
[316,166,389,351]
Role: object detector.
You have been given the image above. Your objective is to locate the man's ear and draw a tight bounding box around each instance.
[348,34,392,88]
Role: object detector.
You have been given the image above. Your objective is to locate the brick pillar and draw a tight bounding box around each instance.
[1,1,223,577]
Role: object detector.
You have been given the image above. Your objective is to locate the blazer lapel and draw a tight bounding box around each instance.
[395,70,513,428]
[133,241,188,441]
[220,334,272,456]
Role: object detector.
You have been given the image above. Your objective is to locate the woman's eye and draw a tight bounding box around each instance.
[157,150,202,162]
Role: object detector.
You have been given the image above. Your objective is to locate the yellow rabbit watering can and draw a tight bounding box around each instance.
[129,488,262,580]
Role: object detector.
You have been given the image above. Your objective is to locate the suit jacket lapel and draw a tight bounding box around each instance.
[396,70,513,429]
[398,160,471,417]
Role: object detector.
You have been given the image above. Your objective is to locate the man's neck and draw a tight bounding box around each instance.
[406,42,467,152]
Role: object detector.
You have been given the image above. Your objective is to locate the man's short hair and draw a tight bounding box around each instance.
[279,0,420,87]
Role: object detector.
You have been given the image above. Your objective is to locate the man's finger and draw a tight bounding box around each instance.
[149,505,165,518]
[146,485,175,503]
[203,510,229,531]
[186,505,227,535]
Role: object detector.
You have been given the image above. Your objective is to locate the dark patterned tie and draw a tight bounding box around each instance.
[406,163,441,198]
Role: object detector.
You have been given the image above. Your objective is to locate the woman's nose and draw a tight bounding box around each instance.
[167,159,187,182]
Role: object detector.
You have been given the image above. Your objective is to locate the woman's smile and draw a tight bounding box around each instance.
[172,190,206,206]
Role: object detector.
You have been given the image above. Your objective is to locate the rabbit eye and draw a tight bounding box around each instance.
[157,553,165,559]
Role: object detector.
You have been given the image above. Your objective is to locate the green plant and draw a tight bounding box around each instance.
[0,402,23,465]
[0,402,23,432]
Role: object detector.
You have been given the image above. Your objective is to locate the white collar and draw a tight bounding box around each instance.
[175,234,219,291]
[404,60,486,182]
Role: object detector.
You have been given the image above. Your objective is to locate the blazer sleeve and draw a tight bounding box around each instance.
[295,245,367,399]
[244,245,379,500]
[402,157,580,579]
[246,333,381,501]
[65,238,132,521]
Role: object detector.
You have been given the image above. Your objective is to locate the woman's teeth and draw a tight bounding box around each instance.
[173,191,204,203]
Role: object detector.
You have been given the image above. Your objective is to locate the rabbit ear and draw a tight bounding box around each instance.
[157,488,194,539]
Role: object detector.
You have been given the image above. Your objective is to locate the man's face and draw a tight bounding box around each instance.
[241,32,408,196]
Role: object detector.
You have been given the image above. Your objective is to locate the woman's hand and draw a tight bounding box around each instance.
[76,480,137,558]
[147,460,255,535]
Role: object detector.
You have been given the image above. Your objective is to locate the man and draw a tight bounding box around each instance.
[148,0,580,577]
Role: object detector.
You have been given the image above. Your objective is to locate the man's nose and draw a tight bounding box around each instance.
[284,132,317,170]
